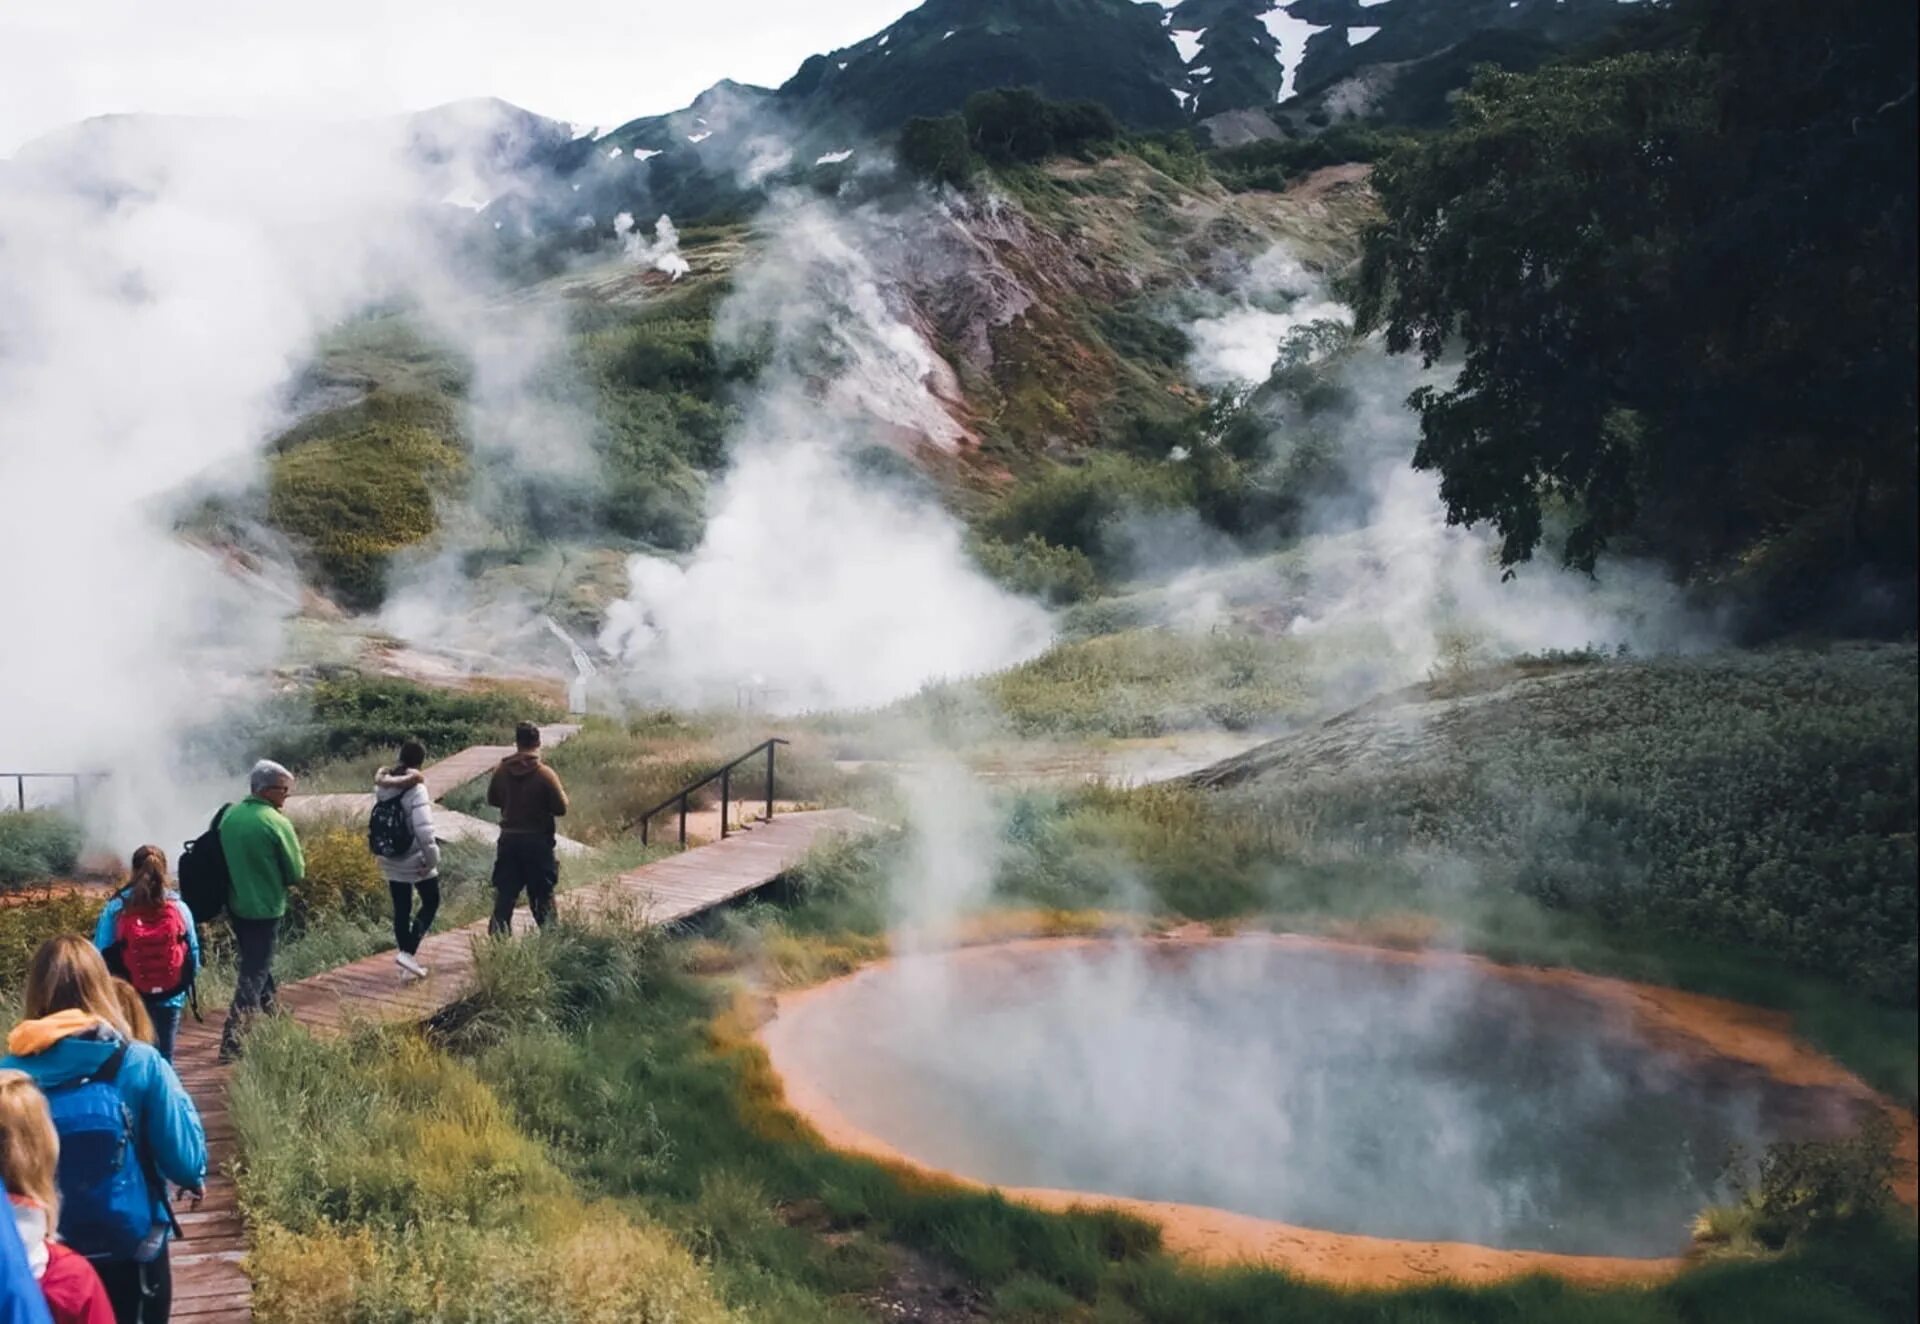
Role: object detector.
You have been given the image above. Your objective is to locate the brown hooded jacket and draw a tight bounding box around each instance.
[487,752,570,836]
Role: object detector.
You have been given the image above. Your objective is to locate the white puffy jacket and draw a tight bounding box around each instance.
[372,769,443,884]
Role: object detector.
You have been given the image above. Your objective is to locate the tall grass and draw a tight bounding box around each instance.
[230,1015,729,1324]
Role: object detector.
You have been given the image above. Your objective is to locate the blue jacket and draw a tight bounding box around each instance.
[92,890,201,1010]
[0,1212,51,1324]
[2,1014,207,1249]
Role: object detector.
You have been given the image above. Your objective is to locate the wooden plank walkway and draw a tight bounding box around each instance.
[418,723,580,798]
[168,807,866,1320]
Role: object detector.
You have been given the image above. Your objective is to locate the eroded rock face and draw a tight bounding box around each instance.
[875,160,1377,458]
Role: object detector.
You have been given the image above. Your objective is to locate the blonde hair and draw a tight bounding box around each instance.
[0,1070,60,1223]
[111,980,156,1046]
[23,935,131,1039]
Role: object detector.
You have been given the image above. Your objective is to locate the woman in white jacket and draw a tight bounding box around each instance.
[372,740,442,980]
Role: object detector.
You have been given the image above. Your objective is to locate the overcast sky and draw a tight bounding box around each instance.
[0,0,919,154]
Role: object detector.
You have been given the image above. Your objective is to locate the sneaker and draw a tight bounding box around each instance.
[395,951,428,979]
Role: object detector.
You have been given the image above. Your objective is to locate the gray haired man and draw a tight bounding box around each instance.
[217,759,306,1062]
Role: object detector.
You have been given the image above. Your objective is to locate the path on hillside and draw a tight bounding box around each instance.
[167,789,865,1320]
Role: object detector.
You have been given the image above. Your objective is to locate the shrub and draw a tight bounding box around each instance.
[267,419,465,609]
[971,533,1102,606]
[962,88,1120,165]
[292,826,387,927]
[898,114,976,186]
[984,454,1193,574]
[1209,125,1409,191]
[0,812,84,887]
[245,673,559,773]
[1697,1115,1899,1252]
[425,916,656,1052]
[0,892,103,990]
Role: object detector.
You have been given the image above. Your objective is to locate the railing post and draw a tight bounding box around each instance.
[14,776,22,813]
[720,768,731,839]
[678,794,688,847]
[765,741,776,824]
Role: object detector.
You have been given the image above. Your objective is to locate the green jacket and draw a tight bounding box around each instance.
[219,795,305,920]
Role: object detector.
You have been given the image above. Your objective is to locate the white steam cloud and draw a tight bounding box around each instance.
[1164,244,1707,680]
[0,105,596,847]
[615,211,689,280]
[599,195,1050,712]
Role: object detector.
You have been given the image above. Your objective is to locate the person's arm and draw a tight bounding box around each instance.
[409,787,442,874]
[274,812,306,887]
[174,896,202,968]
[547,768,570,819]
[486,766,505,810]
[92,894,121,952]
[131,1051,208,1194]
[0,1201,52,1324]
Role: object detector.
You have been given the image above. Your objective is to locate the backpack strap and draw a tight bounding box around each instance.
[80,1042,130,1088]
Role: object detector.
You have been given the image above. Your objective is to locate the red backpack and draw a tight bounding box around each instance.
[110,897,194,999]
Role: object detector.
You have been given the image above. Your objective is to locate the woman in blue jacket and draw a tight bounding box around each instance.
[2,938,206,1324]
[91,849,199,1063]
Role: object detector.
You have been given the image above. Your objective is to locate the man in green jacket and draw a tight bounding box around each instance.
[217,759,305,1062]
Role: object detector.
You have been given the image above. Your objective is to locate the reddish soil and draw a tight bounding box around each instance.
[0,880,115,908]
[758,932,1917,1290]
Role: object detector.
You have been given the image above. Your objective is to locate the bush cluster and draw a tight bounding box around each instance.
[899,87,1122,183]
[1697,1115,1900,1253]
[267,417,465,609]
[0,892,103,992]
[1209,125,1409,192]
[247,673,558,774]
[0,812,84,888]
[291,826,388,929]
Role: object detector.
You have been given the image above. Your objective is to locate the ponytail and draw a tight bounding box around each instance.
[128,844,168,909]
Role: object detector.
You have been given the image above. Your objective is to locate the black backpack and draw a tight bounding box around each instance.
[177,804,232,923]
[368,795,416,859]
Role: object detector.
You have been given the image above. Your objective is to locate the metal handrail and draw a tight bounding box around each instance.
[637,739,789,847]
[0,772,109,813]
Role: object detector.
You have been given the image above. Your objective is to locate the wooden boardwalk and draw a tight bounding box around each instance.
[168,807,866,1320]
[417,724,580,798]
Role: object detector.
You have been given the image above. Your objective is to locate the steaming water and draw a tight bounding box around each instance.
[767,939,1858,1257]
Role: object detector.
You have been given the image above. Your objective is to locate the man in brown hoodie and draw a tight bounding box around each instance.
[486,722,571,936]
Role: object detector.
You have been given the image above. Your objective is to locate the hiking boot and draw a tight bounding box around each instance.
[395,951,428,979]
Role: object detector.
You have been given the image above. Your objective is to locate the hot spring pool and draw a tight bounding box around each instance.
[762,937,1865,1260]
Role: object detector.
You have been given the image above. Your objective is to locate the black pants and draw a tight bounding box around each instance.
[97,1248,171,1324]
[390,876,442,954]
[489,834,557,936]
[220,915,279,1060]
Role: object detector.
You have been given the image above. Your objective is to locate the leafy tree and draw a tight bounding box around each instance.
[1356,0,1917,625]
[897,114,976,186]
[962,89,1120,165]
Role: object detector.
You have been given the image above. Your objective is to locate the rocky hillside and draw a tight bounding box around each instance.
[250,144,1379,612]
